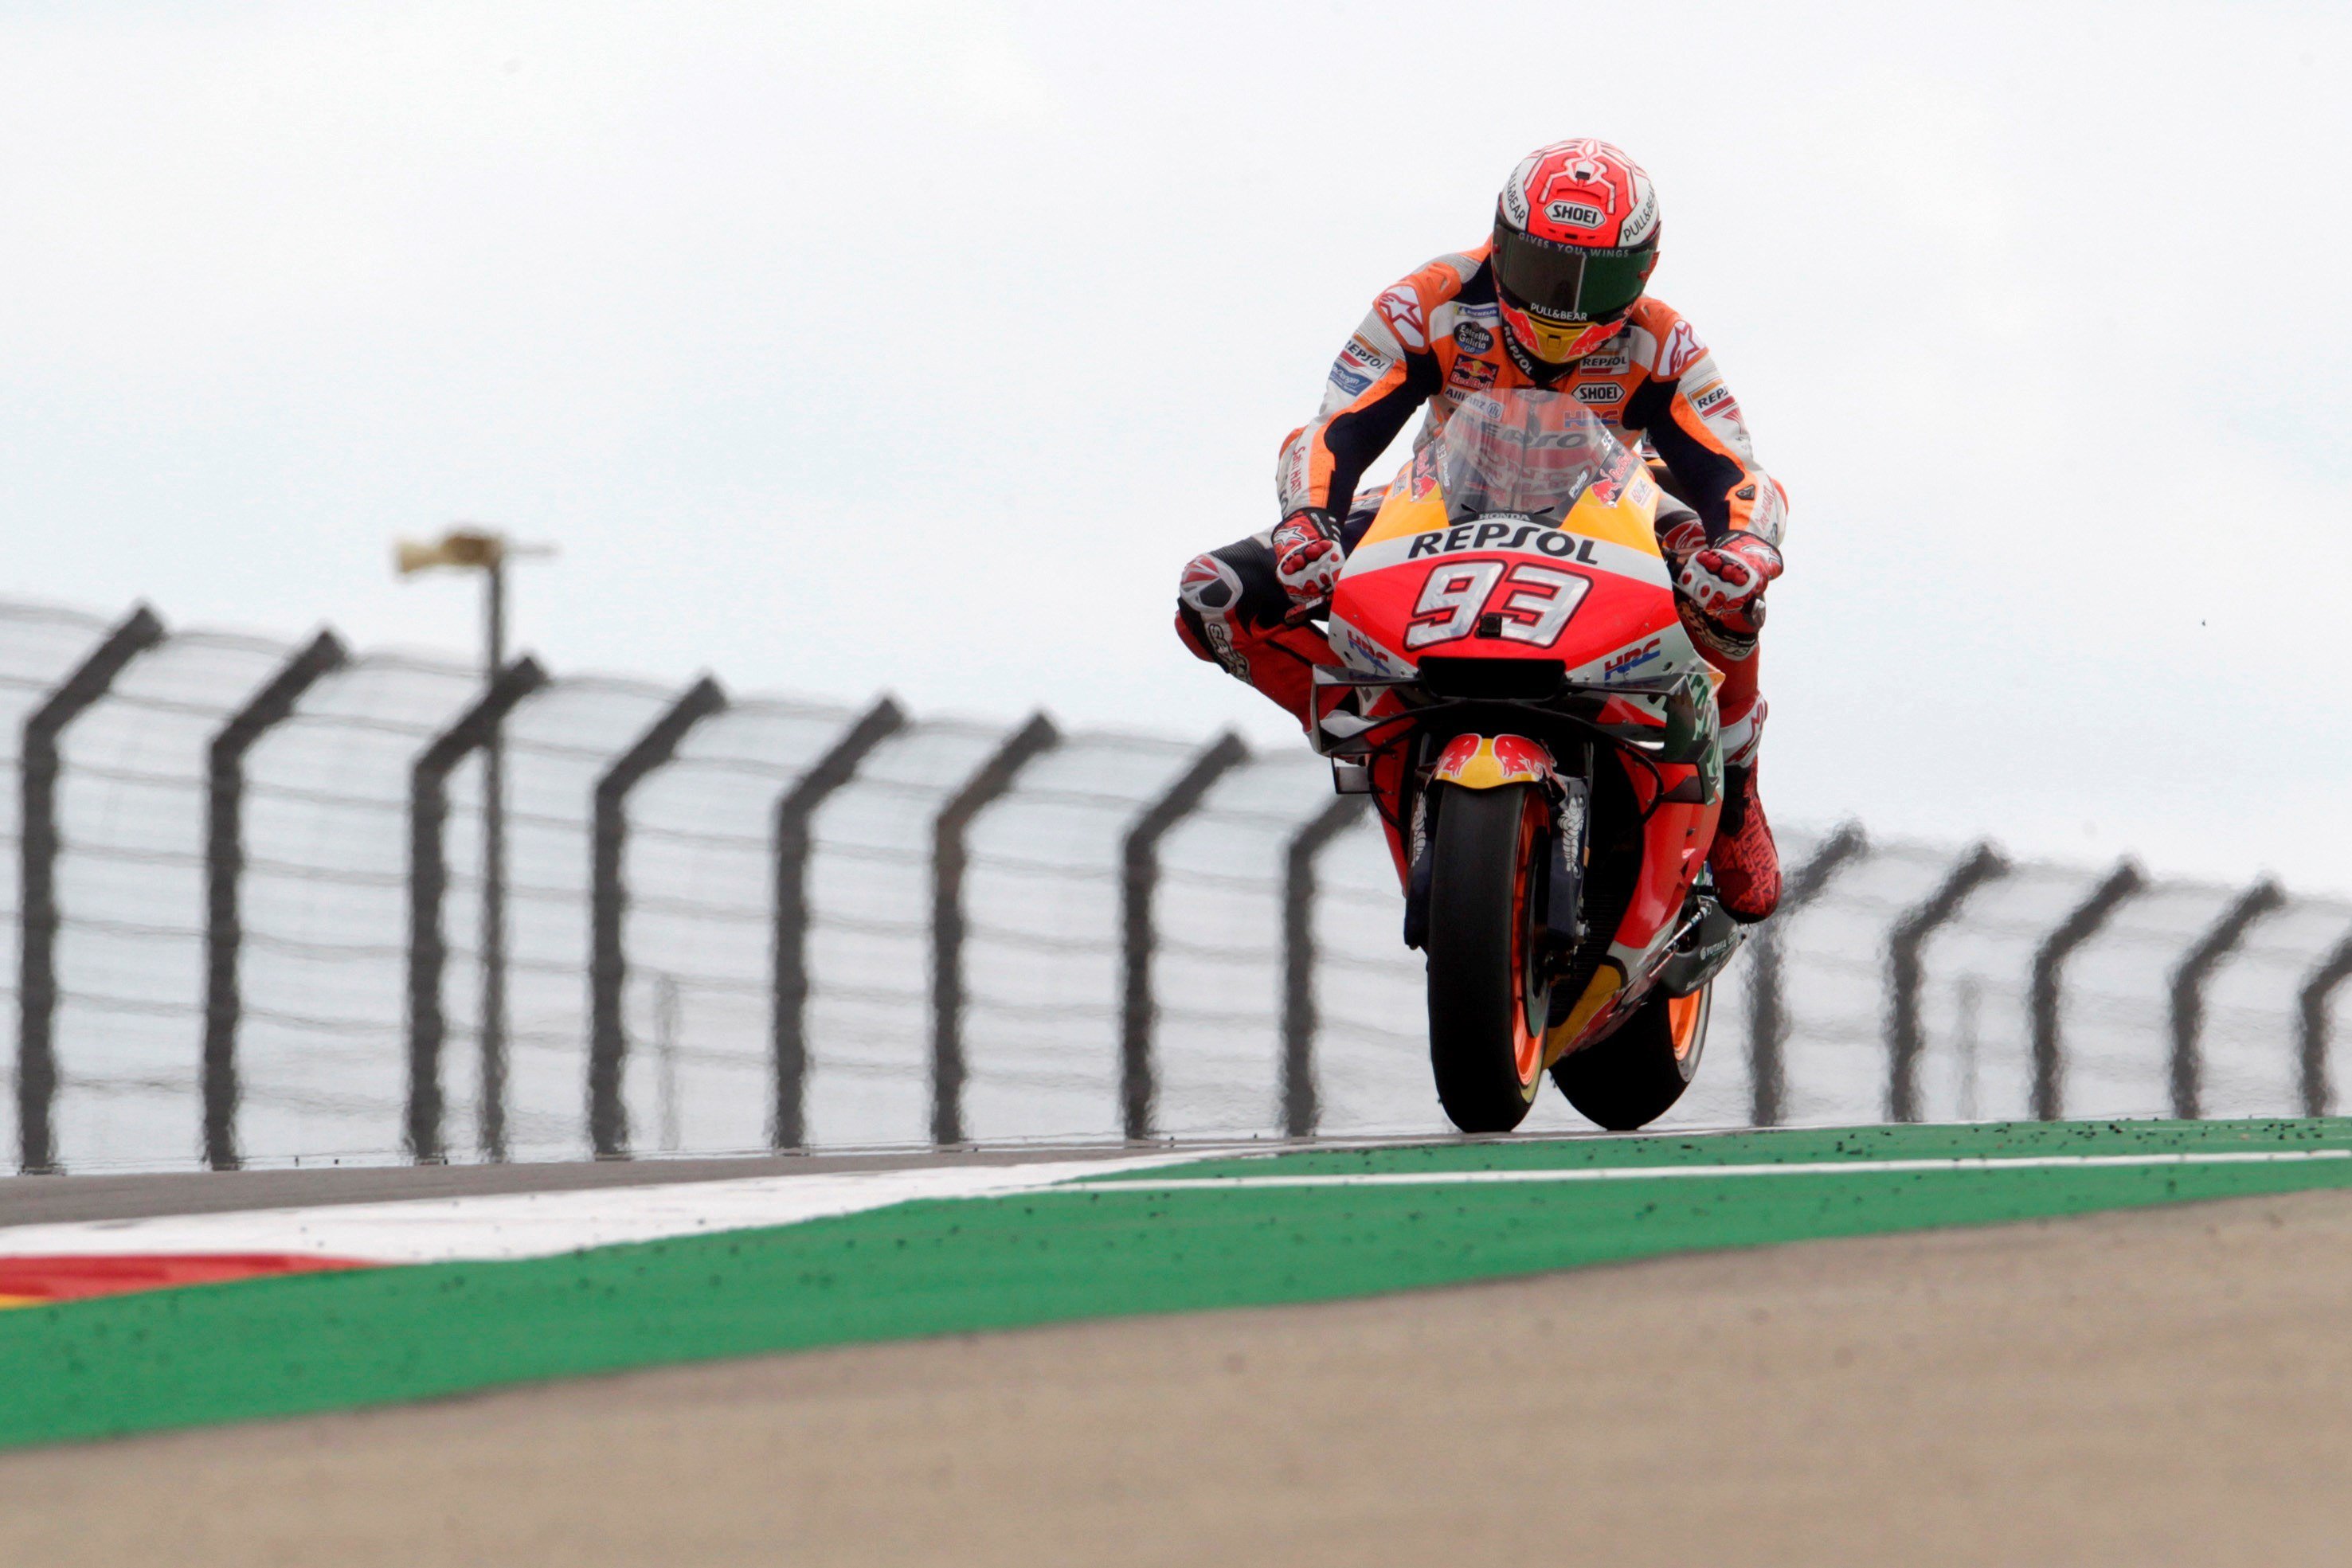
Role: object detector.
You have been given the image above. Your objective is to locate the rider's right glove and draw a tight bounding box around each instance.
[1271,508,1344,610]
[1675,533,1783,638]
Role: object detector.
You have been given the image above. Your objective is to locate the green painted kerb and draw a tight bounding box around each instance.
[3,1118,2350,1451]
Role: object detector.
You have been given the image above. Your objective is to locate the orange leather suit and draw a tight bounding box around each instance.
[1179,240,1785,766]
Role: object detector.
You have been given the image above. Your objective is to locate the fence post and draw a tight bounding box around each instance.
[202,629,347,1171]
[1121,733,1249,1140]
[407,656,548,1163]
[1886,842,2009,1122]
[16,604,165,1175]
[2296,930,2352,1118]
[2029,860,2143,1121]
[1282,794,1368,1139]
[930,714,1060,1147]
[589,676,729,1158]
[1747,823,1866,1128]
[2168,878,2284,1120]
[770,697,905,1151]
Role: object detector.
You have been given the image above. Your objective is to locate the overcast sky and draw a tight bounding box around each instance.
[2,1,2349,886]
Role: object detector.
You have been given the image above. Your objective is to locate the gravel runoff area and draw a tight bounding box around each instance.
[3,1184,2348,1566]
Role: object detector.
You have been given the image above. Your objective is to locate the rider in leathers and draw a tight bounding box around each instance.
[1175,137,1787,921]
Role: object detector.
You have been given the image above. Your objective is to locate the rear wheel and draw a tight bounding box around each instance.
[1426,783,1550,1133]
[1550,983,1709,1131]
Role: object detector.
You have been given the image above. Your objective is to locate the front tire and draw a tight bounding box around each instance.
[1550,984,1709,1131]
[1426,783,1549,1133]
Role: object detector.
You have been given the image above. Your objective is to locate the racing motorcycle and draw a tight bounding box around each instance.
[1304,388,1743,1133]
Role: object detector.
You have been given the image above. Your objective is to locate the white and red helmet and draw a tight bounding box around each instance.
[1493,139,1661,365]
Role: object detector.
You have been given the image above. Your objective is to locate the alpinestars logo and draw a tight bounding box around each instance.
[1375,285,1427,352]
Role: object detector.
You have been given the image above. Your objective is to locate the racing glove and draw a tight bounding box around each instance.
[1271,508,1344,610]
[1675,533,1783,639]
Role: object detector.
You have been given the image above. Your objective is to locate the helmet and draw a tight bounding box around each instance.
[1492,139,1660,366]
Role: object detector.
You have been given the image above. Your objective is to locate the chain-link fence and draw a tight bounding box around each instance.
[4,596,2349,1173]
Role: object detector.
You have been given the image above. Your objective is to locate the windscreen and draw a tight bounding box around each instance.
[1438,388,1633,524]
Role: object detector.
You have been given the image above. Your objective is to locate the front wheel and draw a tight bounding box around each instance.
[1550,984,1709,1131]
[1425,783,1550,1133]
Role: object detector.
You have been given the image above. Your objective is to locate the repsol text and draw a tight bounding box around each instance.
[1407,522,1601,562]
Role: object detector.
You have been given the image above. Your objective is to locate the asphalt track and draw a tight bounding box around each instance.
[5,1119,2351,1562]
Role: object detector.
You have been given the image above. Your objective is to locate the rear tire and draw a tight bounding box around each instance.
[1426,784,1548,1133]
[1550,984,1708,1131]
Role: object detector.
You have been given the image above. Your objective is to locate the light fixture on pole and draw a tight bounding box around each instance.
[395,524,554,1162]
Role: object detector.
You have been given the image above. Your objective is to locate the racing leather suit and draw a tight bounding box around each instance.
[1176,241,1785,771]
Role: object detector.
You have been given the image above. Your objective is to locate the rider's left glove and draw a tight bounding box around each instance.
[1271,508,1344,610]
[1675,534,1783,638]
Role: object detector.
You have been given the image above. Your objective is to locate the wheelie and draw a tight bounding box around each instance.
[1176,139,1787,1132]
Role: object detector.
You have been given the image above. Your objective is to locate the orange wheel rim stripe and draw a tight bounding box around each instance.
[1667,991,1704,1061]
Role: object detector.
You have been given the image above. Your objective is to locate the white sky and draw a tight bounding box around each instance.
[2,2,2349,886]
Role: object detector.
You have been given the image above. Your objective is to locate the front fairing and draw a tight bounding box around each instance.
[1326,398,1707,692]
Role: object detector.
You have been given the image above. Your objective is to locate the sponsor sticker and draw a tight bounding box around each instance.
[1446,357,1499,393]
[1603,637,1663,680]
[1621,179,1658,245]
[1579,350,1630,373]
[1574,381,1626,405]
[1544,199,1605,229]
[1452,321,1493,354]
[1341,335,1395,375]
[1375,284,1428,352]
[1657,319,1705,378]
[1329,366,1373,397]
[1405,519,1603,563]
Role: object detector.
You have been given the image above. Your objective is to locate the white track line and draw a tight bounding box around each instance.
[1059,1149,2352,1192]
[0,1154,1199,1265]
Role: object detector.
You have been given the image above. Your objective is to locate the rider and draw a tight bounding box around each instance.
[1174,138,1787,921]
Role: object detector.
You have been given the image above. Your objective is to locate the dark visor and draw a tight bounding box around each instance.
[1493,229,1653,321]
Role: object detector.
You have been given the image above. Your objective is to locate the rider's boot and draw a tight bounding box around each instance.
[1708,759,1781,923]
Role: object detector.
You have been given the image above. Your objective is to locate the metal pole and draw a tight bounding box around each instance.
[2168,878,2284,1120]
[2296,929,2352,1118]
[408,656,549,1163]
[1886,842,2009,1123]
[1746,823,1866,1128]
[589,675,729,1158]
[17,604,165,1175]
[1281,795,1367,1139]
[2028,860,2143,1121]
[202,630,347,1171]
[769,698,905,1151]
[929,714,1060,1147]
[1121,733,1249,1140]
[479,559,511,1160]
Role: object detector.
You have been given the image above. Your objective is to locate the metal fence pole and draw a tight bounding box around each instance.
[589,675,729,1158]
[1747,823,1866,1128]
[1121,733,1248,1140]
[1886,842,2009,1123]
[1282,795,1367,1139]
[2029,860,2143,1121]
[16,604,165,1175]
[770,697,905,1151]
[202,630,347,1171]
[929,714,1059,1147]
[406,656,548,1163]
[2296,931,2352,1118]
[2168,878,2284,1120]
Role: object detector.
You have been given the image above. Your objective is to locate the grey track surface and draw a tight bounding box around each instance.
[4,1187,2346,1566]
[0,1142,1196,1228]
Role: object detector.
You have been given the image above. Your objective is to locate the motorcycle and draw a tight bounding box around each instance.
[1304,388,1744,1133]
